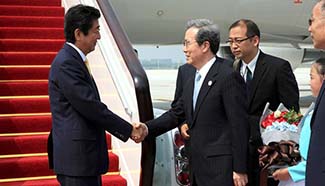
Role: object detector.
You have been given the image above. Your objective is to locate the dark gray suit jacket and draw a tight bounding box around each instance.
[147,57,249,186]
[47,43,132,176]
[306,82,325,186]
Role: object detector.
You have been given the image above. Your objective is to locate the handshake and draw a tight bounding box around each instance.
[131,122,148,143]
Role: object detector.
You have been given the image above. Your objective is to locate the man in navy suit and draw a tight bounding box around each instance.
[47,5,147,186]
[136,19,250,186]
[228,19,300,186]
[306,1,325,185]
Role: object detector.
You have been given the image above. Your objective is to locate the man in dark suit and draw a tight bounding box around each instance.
[138,19,250,186]
[227,19,300,186]
[177,61,234,140]
[47,5,147,186]
[172,63,195,141]
[306,1,325,186]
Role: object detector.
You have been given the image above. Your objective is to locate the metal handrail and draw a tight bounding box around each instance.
[96,0,156,185]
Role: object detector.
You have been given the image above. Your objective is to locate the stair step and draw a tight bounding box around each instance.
[0,175,127,186]
[0,97,50,114]
[0,16,64,28]
[0,0,61,7]
[0,52,56,65]
[0,115,51,133]
[0,135,48,155]
[0,39,64,52]
[0,27,64,39]
[0,134,111,155]
[0,5,64,17]
[0,66,49,80]
[0,81,48,96]
[0,153,119,178]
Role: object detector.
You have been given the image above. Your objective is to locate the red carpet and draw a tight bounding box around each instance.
[0,115,51,133]
[0,81,49,96]
[0,0,127,185]
[0,27,64,39]
[0,52,56,65]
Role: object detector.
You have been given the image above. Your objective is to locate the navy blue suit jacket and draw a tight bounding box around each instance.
[147,57,249,186]
[306,82,325,186]
[48,43,132,176]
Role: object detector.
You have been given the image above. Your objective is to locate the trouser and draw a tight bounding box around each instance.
[57,174,102,186]
[248,141,278,186]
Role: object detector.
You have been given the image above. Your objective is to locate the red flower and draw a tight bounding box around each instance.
[261,110,302,129]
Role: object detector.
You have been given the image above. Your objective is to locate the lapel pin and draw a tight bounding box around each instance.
[208,80,213,86]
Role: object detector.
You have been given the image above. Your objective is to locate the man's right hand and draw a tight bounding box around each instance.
[180,123,190,140]
[131,122,148,143]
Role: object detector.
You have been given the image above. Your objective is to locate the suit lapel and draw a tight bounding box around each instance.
[247,52,267,108]
[188,72,195,120]
[192,59,220,122]
[64,44,101,100]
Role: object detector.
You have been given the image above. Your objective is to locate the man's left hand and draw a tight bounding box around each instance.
[233,172,248,186]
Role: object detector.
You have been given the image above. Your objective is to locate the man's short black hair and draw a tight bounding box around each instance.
[64,4,100,43]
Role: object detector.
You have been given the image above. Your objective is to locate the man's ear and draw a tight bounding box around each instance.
[202,41,211,53]
[74,28,82,42]
[252,35,260,47]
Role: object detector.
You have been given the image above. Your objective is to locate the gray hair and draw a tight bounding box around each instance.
[186,19,220,54]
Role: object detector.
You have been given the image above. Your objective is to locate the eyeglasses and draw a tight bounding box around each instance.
[226,36,255,45]
[182,40,197,47]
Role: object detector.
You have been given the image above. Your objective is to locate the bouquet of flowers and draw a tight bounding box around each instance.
[258,103,302,171]
[259,103,302,145]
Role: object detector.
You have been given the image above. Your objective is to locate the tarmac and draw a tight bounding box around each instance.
[146,62,314,114]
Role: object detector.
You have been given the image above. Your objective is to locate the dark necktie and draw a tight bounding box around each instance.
[246,66,252,83]
[246,66,252,94]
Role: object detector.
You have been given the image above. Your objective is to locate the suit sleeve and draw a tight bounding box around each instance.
[288,160,306,182]
[222,71,249,173]
[171,66,184,109]
[276,61,300,112]
[57,59,132,142]
[146,95,186,137]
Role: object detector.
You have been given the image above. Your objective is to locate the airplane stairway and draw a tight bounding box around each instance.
[0,0,127,185]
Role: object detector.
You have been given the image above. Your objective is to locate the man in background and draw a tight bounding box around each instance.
[228,19,300,186]
[48,5,147,186]
[306,1,325,185]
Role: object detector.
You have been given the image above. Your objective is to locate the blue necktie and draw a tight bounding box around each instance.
[193,72,201,110]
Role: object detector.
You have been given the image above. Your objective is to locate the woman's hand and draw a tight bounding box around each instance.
[272,168,291,181]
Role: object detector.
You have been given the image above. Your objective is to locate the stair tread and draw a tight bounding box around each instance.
[0,81,48,96]
[0,5,64,17]
[0,153,119,178]
[0,0,61,7]
[0,134,112,155]
[0,174,127,186]
[0,97,50,114]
